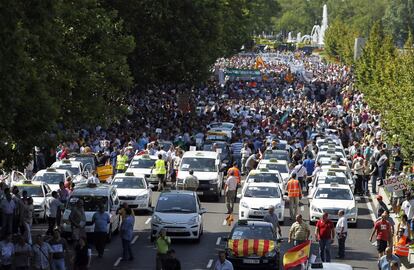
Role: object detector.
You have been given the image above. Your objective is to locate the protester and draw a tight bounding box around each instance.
[214,250,233,270]
[22,197,34,244]
[46,191,63,235]
[378,247,400,270]
[315,212,335,262]
[336,210,348,259]
[121,208,134,261]
[288,214,310,246]
[73,237,91,270]
[370,213,392,258]
[70,199,86,242]
[154,154,167,191]
[263,206,282,236]
[0,234,14,270]
[92,204,110,258]
[32,235,52,270]
[163,249,181,270]
[182,170,199,191]
[224,171,238,214]
[14,234,32,270]
[155,228,171,270]
[49,229,68,270]
[287,173,301,220]
[1,192,15,236]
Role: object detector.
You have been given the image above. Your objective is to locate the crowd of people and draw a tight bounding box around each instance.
[1,48,413,269]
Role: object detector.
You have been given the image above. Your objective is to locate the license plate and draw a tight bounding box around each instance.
[196,191,203,195]
[254,211,265,215]
[243,259,260,264]
[168,229,184,233]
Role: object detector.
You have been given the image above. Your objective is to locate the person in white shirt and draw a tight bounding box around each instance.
[293,160,307,190]
[401,194,414,220]
[336,210,348,259]
[214,250,233,270]
[224,172,238,214]
[87,170,100,184]
[240,144,252,175]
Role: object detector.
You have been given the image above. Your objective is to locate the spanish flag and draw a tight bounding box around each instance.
[283,240,311,270]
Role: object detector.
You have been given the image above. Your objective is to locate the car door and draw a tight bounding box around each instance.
[111,189,120,230]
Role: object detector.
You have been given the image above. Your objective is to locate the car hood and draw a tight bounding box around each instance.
[177,171,218,181]
[32,197,46,205]
[153,212,199,224]
[117,188,148,197]
[126,168,152,175]
[241,197,283,208]
[312,199,355,210]
[62,209,110,222]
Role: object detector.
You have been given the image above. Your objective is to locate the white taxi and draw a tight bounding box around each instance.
[33,168,72,191]
[238,182,285,224]
[51,160,86,184]
[242,169,284,195]
[309,171,354,196]
[111,172,153,212]
[308,183,358,227]
[257,159,290,183]
[126,155,158,188]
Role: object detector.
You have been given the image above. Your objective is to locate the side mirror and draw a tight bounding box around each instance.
[199,208,207,214]
[236,194,242,199]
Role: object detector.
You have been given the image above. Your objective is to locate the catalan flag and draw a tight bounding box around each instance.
[227,239,274,257]
[283,240,311,270]
[254,56,265,69]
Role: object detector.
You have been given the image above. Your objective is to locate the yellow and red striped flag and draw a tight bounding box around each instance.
[227,239,275,257]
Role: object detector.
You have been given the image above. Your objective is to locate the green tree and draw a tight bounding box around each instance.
[384,0,414,47]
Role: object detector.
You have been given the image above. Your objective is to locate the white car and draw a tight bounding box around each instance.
[243,169,284,195]
[309,171,354,197]
[238,182,285,224]
[126,155,158,187]
[316,138,342,148]
[151,190,206,242]
[13,180,52,220]
[61,183,121,241]
[33,168,72,191]
[309,183,358,227]
[111,172,153,211]
[257,159,290,183]
[51,160,87,184]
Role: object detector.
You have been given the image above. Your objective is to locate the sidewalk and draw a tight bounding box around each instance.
[369,185,414,269]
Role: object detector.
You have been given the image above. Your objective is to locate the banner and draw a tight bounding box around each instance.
[384,176,408,192]
[225,68,261,77]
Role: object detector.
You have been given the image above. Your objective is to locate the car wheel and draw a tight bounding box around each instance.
[106,225,113,243]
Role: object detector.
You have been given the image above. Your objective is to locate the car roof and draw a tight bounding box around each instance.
[259,159,288,164]
[159,190,195,196]
[114,173,145,178]
[36,169,68,175]
[132,155,157,160]
[317,183,351,190]
[317,171,346,177]
[14,180,44,186]
[248,169,281,175]
[182,151,219,159]
[234,220,272,228]
[70,183,114,196]
[246,182,280,188]
[52,160,82,167]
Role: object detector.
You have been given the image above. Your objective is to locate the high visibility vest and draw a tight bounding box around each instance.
[116,155,128,170]
[287,179,301,197]
[394,235,409,257]
[155,159,166,175]
[227,167,241,183]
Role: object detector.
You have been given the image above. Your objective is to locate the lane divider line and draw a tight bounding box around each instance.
[145,218,152,225]
[131,235,139,244]
[206,259,213,269]
[216,237,221,245]
[366,197,377,222]
[114,257,122,267]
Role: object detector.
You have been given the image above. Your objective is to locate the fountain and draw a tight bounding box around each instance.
[287,4,328,46]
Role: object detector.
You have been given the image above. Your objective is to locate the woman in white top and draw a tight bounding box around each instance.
[397,214,411,239]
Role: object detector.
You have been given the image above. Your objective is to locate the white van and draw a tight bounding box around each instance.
[61,183,121,241]
[176,151,224,201]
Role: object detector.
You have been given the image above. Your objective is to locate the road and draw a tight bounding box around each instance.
[32,190,381,270]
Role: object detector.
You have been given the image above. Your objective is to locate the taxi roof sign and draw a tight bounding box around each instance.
[46,168,56,172]
[62,159,71,164]
[327,171,336,176]
[269,158,278,162]
[259,168,269,172]
[195,152,205,156]
[124,172,134,176]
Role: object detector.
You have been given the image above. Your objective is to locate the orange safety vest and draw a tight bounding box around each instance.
[227,167,241,183]
[287,179,301,197]
[394,235,409,257]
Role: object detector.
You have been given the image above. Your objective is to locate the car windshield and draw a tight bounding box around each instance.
[55,165,80,175]
[18,186,43,197]
[247,173,280,183]
[68,196,108,211]
[203,144,229,155]
[129,158,155,169]
[321,176,348,185]
[264,151,288,161]
[262,163,288,174]
[112,177,146,189]
[155,194,196,213]
[244,186,280,198]
[180,157,216,172]
[210,123,233,129]
[72,156,96,169]
[315,188,353,200]
[231,226,274,240]
[33,173,64,185]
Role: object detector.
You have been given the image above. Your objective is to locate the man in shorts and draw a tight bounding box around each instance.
[370,213,392,258]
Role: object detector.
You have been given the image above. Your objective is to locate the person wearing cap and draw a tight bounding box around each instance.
[224,171,238,214]
[315,212,335,262]
[183,170,199,191]
[376,195,389,218]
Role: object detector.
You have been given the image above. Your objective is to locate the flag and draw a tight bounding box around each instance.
[283,240,311,270]
[254,56,265,69]
[226,214,234,226]
[227,239,274,257]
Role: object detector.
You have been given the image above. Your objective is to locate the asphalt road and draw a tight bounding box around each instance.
[32,190,381,270]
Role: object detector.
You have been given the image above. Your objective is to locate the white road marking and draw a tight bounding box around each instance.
[114,257,122,267]
[145,217,152,224]
[216,237,221,245]
[131,235,139,244]
[206,259,213,269]
[366,196,377,222]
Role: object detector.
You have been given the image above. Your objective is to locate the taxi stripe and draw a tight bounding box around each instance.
[263,240,270,255]
[248,240,254,255]
[243,240,249,256]
[237,240,244,256]
[257,240,264,255]
[232,240,239,256]
[253,239,259,255]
